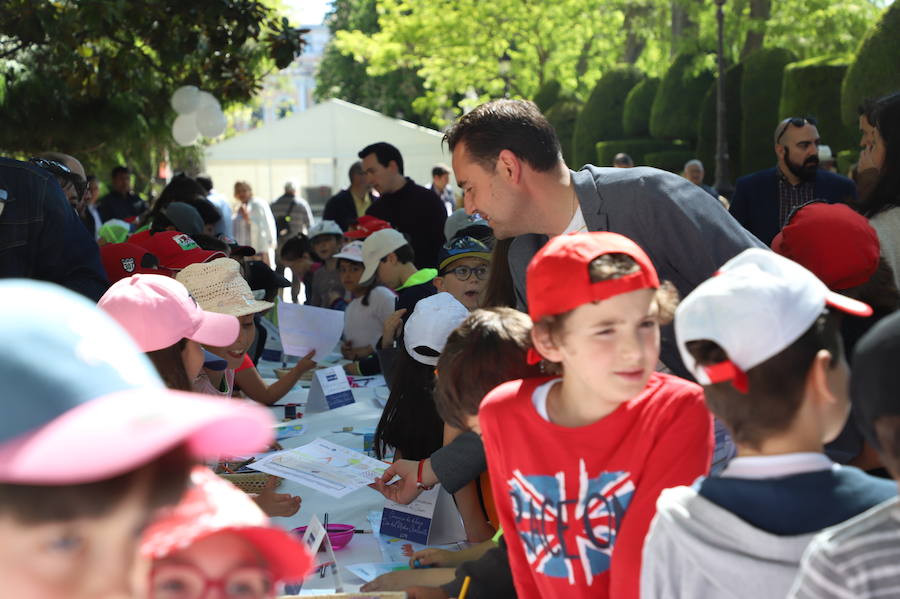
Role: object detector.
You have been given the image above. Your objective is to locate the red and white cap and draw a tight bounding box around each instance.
[142,466,314,583]
[675,248,872,391]
[98,274,239,352]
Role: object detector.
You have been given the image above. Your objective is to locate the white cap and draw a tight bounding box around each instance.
[404,293,470,366]
[818,145,834,162]
[361,228,408,284]
[309,220,343,239]
[675,249,871,388]
[334,241,364,263]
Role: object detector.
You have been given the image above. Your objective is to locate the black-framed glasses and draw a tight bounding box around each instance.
[442,265,489,281]
[775,116,818,144]
[29,157,87,202]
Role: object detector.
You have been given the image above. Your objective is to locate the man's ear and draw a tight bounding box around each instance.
[531,321,563,364]
[775,144,785,160]
[497,149,523,185]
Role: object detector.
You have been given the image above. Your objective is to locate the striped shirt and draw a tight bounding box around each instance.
[789,496,900,598]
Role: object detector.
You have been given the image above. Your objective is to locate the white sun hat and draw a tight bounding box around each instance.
[404,292,470,366]
[176,258,274,317]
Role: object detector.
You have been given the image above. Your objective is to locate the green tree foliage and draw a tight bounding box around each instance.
[841,1,900,126]
[650,53,715,142]
[696,63,743,185]
[0,0,306,172]
[533,80,562,113]
[623,78,660,138]
[546,99,582,165]
[596,139,676,166]
[739,47,796,175]
[314,0,428,125]
[780,55,856,153]
[571,67,644,167]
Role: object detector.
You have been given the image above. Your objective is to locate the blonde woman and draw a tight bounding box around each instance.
[232,180,277,265]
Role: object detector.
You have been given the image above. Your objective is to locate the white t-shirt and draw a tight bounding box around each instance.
[561,204,587,235]
[531,377,561,422]
[343,286,397,348]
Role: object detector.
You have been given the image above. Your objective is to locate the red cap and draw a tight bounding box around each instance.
[345,215,392,240]
[141,467,314,583]
[771,202,880,291]
[132,231,226,270]
[100,242,170,283]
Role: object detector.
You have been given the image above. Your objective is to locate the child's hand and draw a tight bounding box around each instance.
[406,586,451,599]
[409,547,458,568]
[252,476,301,517]
[382,309,408,347]
[370,459,425,505]
[360,569,453,592]
[292,350,316,373]
[341,340,354,359]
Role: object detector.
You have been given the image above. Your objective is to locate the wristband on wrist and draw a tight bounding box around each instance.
[416,459,433,490]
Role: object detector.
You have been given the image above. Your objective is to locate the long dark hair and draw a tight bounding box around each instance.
[861,93,900,217]
[481,238,517,308]
[373,350,443,461]
[145,339,192,391]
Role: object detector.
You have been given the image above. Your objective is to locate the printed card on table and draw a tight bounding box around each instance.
[306,365,355,413]
[380,484,467,546]
[300,515,344,593]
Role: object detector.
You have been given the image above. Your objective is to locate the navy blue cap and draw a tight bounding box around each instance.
[437,236,492,272]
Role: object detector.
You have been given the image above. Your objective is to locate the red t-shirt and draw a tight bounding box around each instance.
[479,373,713,599]
[235,353,254,373]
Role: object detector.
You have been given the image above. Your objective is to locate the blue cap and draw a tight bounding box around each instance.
[437,236,492,272]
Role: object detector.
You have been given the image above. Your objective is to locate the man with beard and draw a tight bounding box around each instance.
[729,117,857,245]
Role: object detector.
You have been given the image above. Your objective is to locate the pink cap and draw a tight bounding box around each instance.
[142,467,314,583]
[98,274,239,352]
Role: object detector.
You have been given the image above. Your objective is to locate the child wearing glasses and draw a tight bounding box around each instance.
[433,236,492,311]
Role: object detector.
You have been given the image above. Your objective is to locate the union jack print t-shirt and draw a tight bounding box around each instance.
[479,373,713,599]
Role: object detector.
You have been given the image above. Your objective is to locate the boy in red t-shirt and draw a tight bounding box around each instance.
[478,232,713,599]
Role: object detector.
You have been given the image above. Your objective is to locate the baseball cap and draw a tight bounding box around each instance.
[309,219,343,240]
[177,258,274,317]
[244,260,291,291]
[0,280,274,485]
[216,235,256,258]
[445,208,489,241]
[772,202,880,290]
[98,274,239,352]
[100,242,167,283]
[438,236,492,272]
[346,215,391,240]
[850,311,900,452]
[98,219,131,245]
[404,293,470,366]
[162,202,204,237]
[526,232,659,324]
[333,240,364,263]
[141,466,313,583]
[361,228,409,284]
[134,231,226,270]
[675,249,872,391]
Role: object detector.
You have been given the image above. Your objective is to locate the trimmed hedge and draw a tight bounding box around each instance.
[596,139,677,167]
[740,48,797,176]
[650,53,715,142]
[546,99,581,165]
[696,63,744,185]
[841,2,900,125]
[623,78,660,137]
[533,80,561,113]
[645,149,696,174]
[780,55,856,154]
[571,67,644,167]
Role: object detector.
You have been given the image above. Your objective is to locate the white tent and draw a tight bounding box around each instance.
[203,99,451,213]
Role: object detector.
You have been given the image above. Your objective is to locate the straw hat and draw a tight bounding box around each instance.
[176,258,273,317]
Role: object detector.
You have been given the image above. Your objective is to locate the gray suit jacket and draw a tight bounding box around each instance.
[509,165,765,377]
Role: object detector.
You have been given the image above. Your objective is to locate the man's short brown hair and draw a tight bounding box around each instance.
[685,311,843,450]
[443,99,561,173]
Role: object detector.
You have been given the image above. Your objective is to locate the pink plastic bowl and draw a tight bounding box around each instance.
[291,523,355,550]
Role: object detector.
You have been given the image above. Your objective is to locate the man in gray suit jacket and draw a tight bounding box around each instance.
[444,99,764,377]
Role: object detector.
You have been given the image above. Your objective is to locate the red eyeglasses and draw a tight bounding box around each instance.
[149,563,274,599]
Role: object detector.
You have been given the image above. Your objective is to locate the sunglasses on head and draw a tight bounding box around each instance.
[29,157,87,201]
[775,116,818,144]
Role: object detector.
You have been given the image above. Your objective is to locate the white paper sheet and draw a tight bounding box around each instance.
[277,303,345,364]
[344,562,410,583]
[249,439,388,498]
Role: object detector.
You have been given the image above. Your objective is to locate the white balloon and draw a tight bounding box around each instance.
[170,85,200,115]
[172,113,199,146]
[196,91,221,113]
[196,105,227,138]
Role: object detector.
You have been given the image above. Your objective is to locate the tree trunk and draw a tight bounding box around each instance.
[740,0,771,59]
[621,6,647,64]
[671,0,698,56]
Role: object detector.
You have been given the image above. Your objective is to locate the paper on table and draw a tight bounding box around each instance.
[344,562,409,583]
[278,303,345,364]
[274,419,307,441]
[249,439,388,498]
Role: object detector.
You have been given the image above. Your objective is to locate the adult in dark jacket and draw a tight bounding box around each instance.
[729,117,858,245]
[360,142,447,269]
[323,161,373,231]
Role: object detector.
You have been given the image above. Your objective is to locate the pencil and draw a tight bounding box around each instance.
[459,576,471,599]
